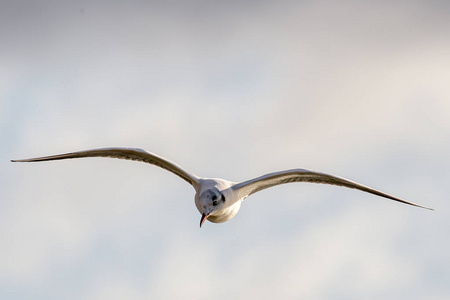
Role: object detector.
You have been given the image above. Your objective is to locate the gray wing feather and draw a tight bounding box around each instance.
[12,147,199,189]
[232,169,432,210]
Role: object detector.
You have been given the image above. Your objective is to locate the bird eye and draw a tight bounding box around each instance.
[213,200,218,206]
[211,195,217,201]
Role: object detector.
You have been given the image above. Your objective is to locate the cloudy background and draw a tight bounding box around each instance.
[1,1,449,299]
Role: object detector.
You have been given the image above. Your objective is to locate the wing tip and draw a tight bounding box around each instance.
[11,158,38,162]
[410,202,434,211]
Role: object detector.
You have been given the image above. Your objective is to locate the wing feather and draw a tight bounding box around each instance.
[12,147,199,189]
[232,169,432,210]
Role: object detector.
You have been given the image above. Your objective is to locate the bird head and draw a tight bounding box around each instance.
[198,188,226,227]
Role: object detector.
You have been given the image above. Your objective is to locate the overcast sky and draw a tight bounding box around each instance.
[1,1,450,299]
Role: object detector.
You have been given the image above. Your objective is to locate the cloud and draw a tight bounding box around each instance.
[1,1,449,299]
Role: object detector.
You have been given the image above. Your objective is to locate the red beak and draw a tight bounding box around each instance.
[200,212,210,228]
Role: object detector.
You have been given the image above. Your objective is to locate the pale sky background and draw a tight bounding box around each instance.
[1,1,449,299]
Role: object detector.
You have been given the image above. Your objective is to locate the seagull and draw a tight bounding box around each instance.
[12,147,432,227]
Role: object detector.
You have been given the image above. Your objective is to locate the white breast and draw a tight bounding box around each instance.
[207,201,242,223]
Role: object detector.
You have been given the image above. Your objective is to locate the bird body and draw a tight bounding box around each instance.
[195,178,242,224]
[12,147,432,227]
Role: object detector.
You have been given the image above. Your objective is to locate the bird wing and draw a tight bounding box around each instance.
[231,168,432,210]
[12,147,200,189]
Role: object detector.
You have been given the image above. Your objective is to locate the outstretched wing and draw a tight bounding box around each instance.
[12,147,199,189]
[231,169,432,210]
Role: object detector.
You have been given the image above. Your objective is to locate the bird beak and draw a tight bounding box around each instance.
[200,212,210,228]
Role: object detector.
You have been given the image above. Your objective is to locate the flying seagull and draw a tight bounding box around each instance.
[12,147,432,227]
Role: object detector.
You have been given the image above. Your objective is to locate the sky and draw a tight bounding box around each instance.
[1,1,450,299]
